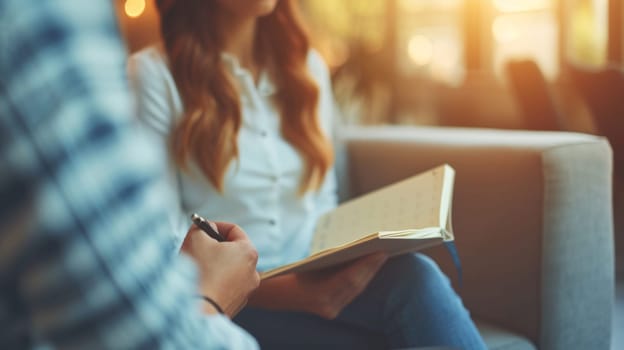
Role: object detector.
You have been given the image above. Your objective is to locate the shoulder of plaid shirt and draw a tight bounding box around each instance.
[0,0,258,348]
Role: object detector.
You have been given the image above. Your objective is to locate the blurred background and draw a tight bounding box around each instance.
[114,0,617,132]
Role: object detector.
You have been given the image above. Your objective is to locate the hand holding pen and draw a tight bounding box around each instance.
[191,213,225,242]
[182,214,260,317]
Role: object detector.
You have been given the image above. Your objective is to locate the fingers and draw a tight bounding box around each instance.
[332,253,387,297]
[214,221,250,242]
[290,253,389,320]
[180,231,219,273]
[312,253,388,319]
[186,220,251,242]
[338,253,387,280]
[184,225,203,239]
[181,226,219,255]
[207,221,219,234]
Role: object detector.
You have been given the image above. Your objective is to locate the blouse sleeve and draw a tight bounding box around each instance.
[127,49,190,249]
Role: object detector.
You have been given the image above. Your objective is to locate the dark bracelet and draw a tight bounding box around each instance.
[201,295,224,314]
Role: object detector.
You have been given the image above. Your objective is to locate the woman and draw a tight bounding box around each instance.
[129,0,486,348]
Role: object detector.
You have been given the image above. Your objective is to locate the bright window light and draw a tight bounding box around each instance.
[493,0,550,13]
[408,35,434,66]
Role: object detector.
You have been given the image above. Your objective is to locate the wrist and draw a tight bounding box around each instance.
[201,295,224,315]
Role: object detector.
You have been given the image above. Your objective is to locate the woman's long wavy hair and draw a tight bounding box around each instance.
[156,0,333,194]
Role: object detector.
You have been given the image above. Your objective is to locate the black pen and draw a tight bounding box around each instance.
[191,213,226,242]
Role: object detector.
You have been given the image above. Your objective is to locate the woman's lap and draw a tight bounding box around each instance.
[234,254,486,349]
[234,308,387,349]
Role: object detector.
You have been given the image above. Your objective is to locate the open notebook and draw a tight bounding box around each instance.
[260,164,455,279]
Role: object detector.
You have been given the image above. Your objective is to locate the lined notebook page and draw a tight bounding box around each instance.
[310,165,451,254]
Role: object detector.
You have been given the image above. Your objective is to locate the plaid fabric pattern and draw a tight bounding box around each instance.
[0,0,257,348]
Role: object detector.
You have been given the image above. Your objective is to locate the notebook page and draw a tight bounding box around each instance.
[310,165,450,254]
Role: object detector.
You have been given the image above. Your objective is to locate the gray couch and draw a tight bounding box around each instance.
[337,126,615,350]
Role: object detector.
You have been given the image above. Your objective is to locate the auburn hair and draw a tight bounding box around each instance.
[156,0,333,194]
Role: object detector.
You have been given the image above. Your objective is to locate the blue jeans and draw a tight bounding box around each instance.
[234,254,487,349]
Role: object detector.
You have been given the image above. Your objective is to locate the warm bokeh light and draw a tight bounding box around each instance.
[301,1,385,57]
[318,38,351,69]
[430,40,462,85]
[492,11,558,79]
[125,0,146,18]
[399,0,460,12]
[567,0,608,66]
[492,16,521,43]
[493,0,551,13]
[408,35,434,66]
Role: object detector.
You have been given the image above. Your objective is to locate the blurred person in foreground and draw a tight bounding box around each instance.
[129,0,487,348]
[0,0,260,348]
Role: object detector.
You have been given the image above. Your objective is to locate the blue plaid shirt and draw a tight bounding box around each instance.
[0,0,257,348]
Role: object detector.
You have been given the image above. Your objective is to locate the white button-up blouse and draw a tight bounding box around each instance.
[128,46,338,271]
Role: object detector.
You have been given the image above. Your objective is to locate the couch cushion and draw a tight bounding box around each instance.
[476,320,536,350]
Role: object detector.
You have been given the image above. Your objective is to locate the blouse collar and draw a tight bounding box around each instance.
[221,52,276,97]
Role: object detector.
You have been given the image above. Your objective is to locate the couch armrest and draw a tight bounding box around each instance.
[340,126,614,350]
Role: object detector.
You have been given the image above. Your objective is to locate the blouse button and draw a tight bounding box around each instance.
[260,131,268,137]
[268,219,277,226]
